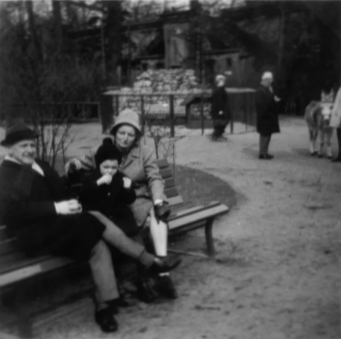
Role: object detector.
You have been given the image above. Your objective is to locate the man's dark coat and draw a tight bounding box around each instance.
[0,159,105,260]
[211,86,230,122]
[256,85,280,136]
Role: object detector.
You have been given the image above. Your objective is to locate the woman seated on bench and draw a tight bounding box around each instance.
[0,121,180,333]
[66,109,177,301]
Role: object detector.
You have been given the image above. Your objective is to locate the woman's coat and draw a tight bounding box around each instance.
[330,87,341,129]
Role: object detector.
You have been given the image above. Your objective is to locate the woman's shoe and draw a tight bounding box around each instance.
[135,277,158,303]
[155,275,178,299]
[95,307,118,333]
[149,256,182,276]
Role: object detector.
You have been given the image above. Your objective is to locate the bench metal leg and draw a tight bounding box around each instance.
[205,217,215,257]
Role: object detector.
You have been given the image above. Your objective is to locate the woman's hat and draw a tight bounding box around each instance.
[261,72,273,80]
[110,109,141,135]
[0,121,37,147]
[95,138,122,167]
[215,74,226,83]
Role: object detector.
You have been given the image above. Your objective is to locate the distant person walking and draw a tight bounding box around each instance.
[210,74,230,141]
[330,86,341,162]
[256,72,280,159]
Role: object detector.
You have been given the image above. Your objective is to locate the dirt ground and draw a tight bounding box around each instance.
[0,116,340,339]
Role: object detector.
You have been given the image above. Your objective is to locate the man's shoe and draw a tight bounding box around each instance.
[209,134,218,141]
[149,256,182,276]
[95,307,118,333]
[217,135,227,141]
[156,275,178,299]
[135,278,158,303]
[266,154,274,159]
[259,155,272,160]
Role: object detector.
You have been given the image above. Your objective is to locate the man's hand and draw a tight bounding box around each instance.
[97,173,112,186]
[123,177,132,189]
[65,159,82,173]
[154,202,171,223]
[55,199,82,215]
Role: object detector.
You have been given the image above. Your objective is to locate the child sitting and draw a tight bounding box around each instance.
[79,138,139,236]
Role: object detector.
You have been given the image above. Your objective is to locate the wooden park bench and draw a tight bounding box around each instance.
[0,158,229,338]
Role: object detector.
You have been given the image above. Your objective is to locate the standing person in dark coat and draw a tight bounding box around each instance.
[256,71,280,159]
[210,74,230,141]
[80,138,139,237]
[0,121,180,333]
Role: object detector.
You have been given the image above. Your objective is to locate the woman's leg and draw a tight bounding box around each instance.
[149,207,168,257]
[148,208,178,299]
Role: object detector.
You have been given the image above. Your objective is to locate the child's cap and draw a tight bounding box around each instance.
[95,138,122,167]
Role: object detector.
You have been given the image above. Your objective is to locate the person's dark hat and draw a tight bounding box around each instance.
[0,121,37,147]
[95,138,122,167]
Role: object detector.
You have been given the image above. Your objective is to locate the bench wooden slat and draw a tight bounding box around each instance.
[169,220,206,235]
[159,167,173,179]
[155,158,169,169]
[0,239,17,256]
[0,226,7,241]
[169,202,220,220]
[0,256,72,288]
[167,195,184,206]
[164,187,180,198]
[169,204,229,231]
[164,178,176,189]
[0,252,26,273]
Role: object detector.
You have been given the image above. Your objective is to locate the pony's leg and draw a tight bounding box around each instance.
[309,129,317,155]
[318,130,324,157]
[326,129,333,158]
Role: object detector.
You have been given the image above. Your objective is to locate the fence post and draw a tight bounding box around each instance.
[200,93,204,135]
[169,94,175,138]
[115,95,119,116]
[230,93,234,134]
[243,92,247,132]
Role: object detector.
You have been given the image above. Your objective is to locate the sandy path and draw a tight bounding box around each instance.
[171,116,340,339]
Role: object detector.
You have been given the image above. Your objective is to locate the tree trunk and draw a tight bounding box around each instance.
[52,0,63,53]
[104,0,123,86]
[25,0,43,62]
[276,3,286,90]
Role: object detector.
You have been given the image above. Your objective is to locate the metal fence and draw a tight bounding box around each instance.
[101,89,257,136]
[1,102,101,123]
[1,89,256,137]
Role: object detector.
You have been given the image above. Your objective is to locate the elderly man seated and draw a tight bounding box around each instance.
[0,121,180,333]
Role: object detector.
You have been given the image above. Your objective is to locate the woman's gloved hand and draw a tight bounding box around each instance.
[154,201,171,223]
